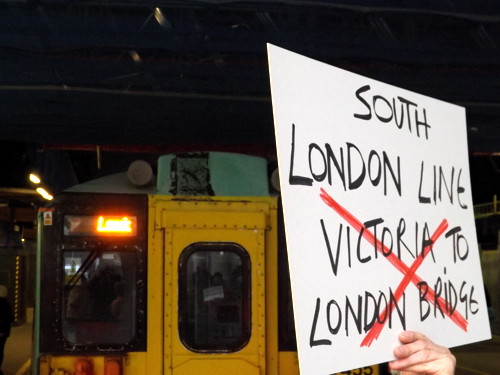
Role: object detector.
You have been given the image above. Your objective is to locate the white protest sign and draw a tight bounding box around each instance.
[267,44,491,374]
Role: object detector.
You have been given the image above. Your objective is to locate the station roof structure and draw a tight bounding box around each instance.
[0,0,499,205]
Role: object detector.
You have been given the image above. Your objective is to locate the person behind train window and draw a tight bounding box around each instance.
[110,280,125,319]
[88,265,118,320]
[66,274,91,320]
[228,265,243,301]
[0,285,13,375]
[211,272,226,288]
[211,272,229,301]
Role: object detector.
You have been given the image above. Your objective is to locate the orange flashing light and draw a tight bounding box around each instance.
[104,358,122,375]
[97,216,133,234]
[74,358,94,375]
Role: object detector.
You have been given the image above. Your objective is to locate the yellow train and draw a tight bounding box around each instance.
[33,152,386,375]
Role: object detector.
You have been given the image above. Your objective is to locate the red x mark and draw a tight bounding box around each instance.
[319,188,468,347]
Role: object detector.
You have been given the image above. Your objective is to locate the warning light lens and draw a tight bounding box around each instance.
[64,215,137,237]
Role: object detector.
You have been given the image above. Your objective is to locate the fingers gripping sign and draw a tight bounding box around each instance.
[389,331,456,375]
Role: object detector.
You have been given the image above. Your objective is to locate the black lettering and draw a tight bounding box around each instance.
[376,292,388,324]
[397,218,412,260]
[383,151,401,196]
[415,108,431,140]
[457,169,468,209]
[459,281,469,320]
[364,218,384,259]
[433,277,445,318]
[393,97,405,129]
[368,150,381,186]
[389,289,406,330]
[448,281,458,315]
[421,223,435,262]
[310,298,332,347]
[418,282,430,321]
[418,161,431,204]
[289,124,313,186]
[321,219,343,277]
[363,291,377,332]
[470,285,479,315]
[345,295,363,336]
[347,143,366,190]
[309,143,327,182]
[373,95,393,123]
[353,90,430,140]
[439,166,454,204]
[327,300,342,335]
[353,85,372,120]
[325,144,346,190]
[381,227,393,257]
[446,226,469,263]
[398,96,418,134]
[356,227,370,263]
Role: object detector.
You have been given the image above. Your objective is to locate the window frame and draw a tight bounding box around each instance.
[61,248,138,346]
[37,193,148,354]
[178,242,251,353]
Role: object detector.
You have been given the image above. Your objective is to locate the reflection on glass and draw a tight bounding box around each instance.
[179,244,250,352]
[62,251,136,345]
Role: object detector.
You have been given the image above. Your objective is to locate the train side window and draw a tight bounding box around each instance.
[179,243,251,352]
[61,250,137,345]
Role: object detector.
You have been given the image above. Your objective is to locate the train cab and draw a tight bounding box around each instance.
[33,152,383,375]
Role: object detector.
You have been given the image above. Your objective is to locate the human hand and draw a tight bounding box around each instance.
[389,331,456,375]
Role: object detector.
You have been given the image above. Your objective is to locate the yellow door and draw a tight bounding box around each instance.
[160,200,269,375]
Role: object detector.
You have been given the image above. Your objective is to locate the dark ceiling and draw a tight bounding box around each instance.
[0,0,499,204]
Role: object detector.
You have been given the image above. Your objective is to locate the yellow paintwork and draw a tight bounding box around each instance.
[38,195,381,375]
[279,352,300,375]
[153,196,271,375]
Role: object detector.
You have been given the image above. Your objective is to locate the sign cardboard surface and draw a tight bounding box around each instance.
[268,44,491,374]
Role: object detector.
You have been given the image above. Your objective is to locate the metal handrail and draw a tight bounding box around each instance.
[474,195,498,218]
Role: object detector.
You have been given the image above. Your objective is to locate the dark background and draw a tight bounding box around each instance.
[0,0,498,207]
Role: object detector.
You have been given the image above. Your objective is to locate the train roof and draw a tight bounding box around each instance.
[65,152,271,197]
